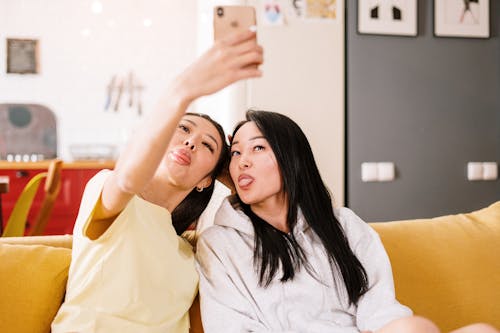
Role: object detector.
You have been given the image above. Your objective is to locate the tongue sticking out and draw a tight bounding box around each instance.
[238,177,253,187]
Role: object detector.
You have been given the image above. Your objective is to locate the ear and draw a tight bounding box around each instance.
[196,176,212,191]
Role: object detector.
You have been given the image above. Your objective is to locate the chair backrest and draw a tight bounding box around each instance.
[29,159,63,236]
[1,159,63,237]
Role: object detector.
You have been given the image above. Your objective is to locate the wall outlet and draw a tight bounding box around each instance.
[482,162,498,180]
[467,162,498,181]
[361,162,378,182]
[362,162,395,182]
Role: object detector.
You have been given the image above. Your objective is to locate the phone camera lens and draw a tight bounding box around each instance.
[216,7,224,17]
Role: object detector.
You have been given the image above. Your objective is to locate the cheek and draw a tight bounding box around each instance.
[170,131,185,145]
[229,159,239,180]
[263,156,282,188]
[263,155,279,174]
[202,152,218,172]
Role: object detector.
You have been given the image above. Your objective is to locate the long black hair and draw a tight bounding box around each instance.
[231,110,368,305]
[172,113,229,235]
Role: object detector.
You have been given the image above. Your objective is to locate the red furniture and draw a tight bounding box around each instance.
[0,161,114,235]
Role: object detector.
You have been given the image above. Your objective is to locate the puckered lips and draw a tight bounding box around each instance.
[237,173,254,190]
[169,148,191,166]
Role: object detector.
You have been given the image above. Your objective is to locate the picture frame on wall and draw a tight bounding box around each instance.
[434,0,490,38]
[357,0,418,36]
[6,38,40,74]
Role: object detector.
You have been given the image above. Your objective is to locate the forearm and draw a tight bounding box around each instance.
[97,84,192,218]
[114,84,191,193]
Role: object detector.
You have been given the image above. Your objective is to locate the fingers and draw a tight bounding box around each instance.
[211,28,262,70]
[221,29,257,46]
[233,66,262,81]
[180,28,262,98]
[211,38,262,66]
[232,38,260,56]
[232,49,263,69]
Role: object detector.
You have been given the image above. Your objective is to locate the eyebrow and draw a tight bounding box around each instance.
[231,135,265,146]
[183,118,219,149]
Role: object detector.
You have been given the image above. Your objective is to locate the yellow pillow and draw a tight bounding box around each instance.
[0,244,71,333]
[370,201,500,331]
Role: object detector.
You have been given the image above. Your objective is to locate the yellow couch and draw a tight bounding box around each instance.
[1,201,499,333]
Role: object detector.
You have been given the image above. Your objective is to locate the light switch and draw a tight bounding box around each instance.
[482,162,498,180]
[467,162,483,181]
[377,162,395,181]
[362,162,396,182]
[361,163,378,182]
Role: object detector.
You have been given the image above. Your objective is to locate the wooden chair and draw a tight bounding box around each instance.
[1,159,63,237]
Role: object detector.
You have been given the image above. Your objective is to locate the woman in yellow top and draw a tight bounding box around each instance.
[51,29,263,333]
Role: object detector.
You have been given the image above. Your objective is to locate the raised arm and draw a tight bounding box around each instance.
[95,30,263,220]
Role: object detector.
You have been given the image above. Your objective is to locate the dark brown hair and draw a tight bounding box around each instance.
[172,113,229,234]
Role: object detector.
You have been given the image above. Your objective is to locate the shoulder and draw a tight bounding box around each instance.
[334,207,366,230]
[73,170,113,235]
[198,224,229,245]
[334,207,378,245]
[212,196,255,234]
[198,223,247,251]
[84,169,112,194]
[196,225,238,270]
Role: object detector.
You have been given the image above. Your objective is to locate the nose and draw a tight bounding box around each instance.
[184,138,196,151]
[239,154,251,169]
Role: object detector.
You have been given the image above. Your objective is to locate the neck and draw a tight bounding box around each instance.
[251,194,289,233]
[140,175,191,212]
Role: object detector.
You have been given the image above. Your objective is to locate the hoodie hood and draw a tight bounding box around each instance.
[214,195,310,236]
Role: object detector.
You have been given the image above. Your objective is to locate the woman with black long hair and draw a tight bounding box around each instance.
[196,110,497,333]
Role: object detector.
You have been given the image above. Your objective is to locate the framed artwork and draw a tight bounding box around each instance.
[357,0,418,36]
[434,0,490,38]
[6,38,40,74]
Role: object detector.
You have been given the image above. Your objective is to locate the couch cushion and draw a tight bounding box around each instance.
[0,235,73,249]
[0,243,71,333]
[370,201,500,331]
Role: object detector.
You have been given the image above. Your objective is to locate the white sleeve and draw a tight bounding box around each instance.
[196,232,300,333]
[340,209,413,331]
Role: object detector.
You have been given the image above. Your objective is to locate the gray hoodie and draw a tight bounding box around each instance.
[196,196,412,333]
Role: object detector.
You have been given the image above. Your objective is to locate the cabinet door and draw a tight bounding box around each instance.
[44,169,103,235]
[1,169,44,233]
[1,168,104,235]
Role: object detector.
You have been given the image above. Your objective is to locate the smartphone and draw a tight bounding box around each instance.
[213,6,256,41]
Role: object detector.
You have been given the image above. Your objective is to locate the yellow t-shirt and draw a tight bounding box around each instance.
[52,170,198,333]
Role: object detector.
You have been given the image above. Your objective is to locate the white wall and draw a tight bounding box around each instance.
[0,0,198,159]
[249,11,346,207]
[1,0,345,206]
[196,0,345,206]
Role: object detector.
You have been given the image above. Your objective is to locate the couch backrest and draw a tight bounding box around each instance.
[370,201,500,331]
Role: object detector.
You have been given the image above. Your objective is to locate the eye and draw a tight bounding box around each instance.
[254,145,265,151]
[178,124,190,133]
[230,150,240,157]
[202,141,214,153]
